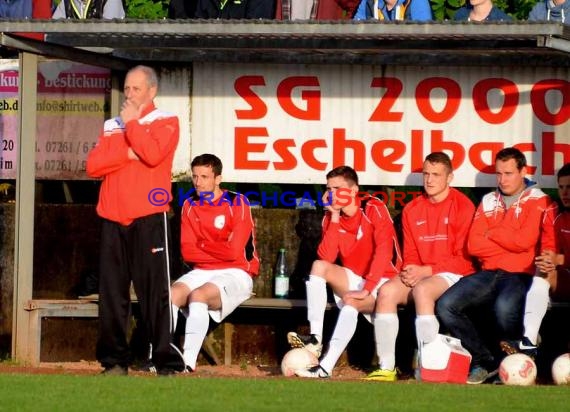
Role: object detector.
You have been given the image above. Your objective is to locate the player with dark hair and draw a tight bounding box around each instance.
[436,147,556,384]
[289,165,403,378]
[170,153,259,371]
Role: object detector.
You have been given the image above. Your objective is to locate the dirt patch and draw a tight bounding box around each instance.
[0,361,368,380]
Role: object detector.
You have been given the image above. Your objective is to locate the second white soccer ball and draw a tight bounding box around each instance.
[499,353,537,386]
[281,348,319,377]
[552,353,570,385]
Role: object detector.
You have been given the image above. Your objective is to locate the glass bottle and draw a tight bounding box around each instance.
[274,248,289,298]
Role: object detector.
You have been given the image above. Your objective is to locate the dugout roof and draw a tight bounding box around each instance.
[1,19,570,69]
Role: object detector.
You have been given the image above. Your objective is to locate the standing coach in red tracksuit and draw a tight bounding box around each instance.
[87,65,184,375]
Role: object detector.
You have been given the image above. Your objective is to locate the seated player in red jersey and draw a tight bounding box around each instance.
[170,154,259,371]
[365,152,476,381]
[289,165,403,378]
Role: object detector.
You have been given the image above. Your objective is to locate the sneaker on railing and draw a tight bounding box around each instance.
[294,365,330,379]
[287,332,322,358]
[362,368,398,382]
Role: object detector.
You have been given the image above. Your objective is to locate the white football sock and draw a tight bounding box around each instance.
[171,303,179,333]
[320,305,358,374]
[415,315,439,345]
[306,275,327,341]
[524,276,550,345]
[374,313,399,371]
[182,302,209,370]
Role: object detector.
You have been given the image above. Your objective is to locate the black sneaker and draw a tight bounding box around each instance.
[294,365,330,379]
[500,337,537,359]
[287,332,322,357]
[157,366,192,376]
[518,337,538,358]
[101,365,128,376]
[157,368,177,376]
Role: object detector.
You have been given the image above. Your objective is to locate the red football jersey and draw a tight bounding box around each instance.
[317,197,402,292]
[402,188,475,276]
[180,191,260,276]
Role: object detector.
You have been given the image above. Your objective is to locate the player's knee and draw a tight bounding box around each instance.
[343,298,359,308]
[188,287,208,304]
[377,282,398,302]
[412,281,431,301]
[171,283,189,307]
[310,259,329,277]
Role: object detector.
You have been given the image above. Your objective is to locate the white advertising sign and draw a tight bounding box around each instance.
[0,60,191,180]
[191,63,570,188]
[0,60,109,180]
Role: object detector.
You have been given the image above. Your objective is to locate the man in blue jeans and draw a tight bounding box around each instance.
[436,147,556,384]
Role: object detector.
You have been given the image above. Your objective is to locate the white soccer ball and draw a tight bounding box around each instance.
[499,353,537,386]
[281,348,319,377]
[552,353,570,385]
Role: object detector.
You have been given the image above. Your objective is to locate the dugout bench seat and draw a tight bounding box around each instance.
[23,297,329,367]
[26,298,567,369]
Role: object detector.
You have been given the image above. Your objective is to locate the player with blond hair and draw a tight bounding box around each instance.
[365,152,475,381]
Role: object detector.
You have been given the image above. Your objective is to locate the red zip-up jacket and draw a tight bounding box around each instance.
[180,191,260,276]
[467,183,556,274]
[402,188,475,276]
[317,197,402,292]
[87,104,179,226]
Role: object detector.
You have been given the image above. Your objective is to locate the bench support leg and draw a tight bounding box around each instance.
[224,323,234,366]
[27,310,41,366]
[201,333,222,366]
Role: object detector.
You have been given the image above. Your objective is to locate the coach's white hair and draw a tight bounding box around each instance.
[128,65,158,89]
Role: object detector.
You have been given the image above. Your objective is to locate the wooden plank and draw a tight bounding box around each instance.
[26,300,99,310]
[239,298,307,309]
[34,297,330,310]
[75,295,308,309]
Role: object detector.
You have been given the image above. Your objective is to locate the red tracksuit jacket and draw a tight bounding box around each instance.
[467,183,556,275]
[87,103,179,226]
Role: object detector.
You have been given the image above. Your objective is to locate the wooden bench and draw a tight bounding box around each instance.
[23,297,326,366]
[26,297,567,367]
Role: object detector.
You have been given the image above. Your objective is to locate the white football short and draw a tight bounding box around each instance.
[174,268,253,323]
[333,268,389,323]
[435,272,463,287]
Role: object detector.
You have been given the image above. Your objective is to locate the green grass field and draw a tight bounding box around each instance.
[0,374,568,412]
